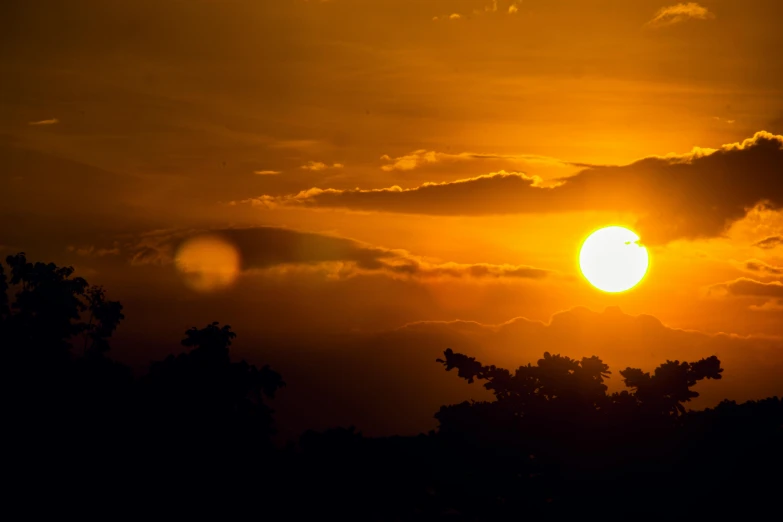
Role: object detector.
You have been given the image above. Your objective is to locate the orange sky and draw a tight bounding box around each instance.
[2,0,783,436]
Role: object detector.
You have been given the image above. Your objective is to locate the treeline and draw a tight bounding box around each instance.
[1,253,781,520]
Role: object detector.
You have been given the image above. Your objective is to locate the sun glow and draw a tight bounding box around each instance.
[579,226,649,293]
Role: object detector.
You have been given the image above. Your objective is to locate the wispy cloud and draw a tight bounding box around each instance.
[28,118,59,126]
[66,244,120,257]
[752,236,783,249]
[301,161,344,171]
[707,276,783,312]
[434,1,518,21]
[379,149,578,172]
[433,13,462,21]
[713,116,736,124]
[740,260,783,276]
[647,3,714,28]
[254,170,281,176]
[237,171,551,211]
[708,278,783,298]
[749,300,783,312]
[122,226,553,282]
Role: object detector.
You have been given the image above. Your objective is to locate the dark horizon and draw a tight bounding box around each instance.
[2,251,781,519]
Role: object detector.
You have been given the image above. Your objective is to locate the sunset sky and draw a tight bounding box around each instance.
[2,0,783,438]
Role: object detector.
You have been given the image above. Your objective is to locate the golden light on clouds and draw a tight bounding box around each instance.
[174,235,241,292]
[579,226,649,293]
[28,118,59,126]
[647,2,713,28]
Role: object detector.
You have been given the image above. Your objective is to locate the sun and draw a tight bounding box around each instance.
[579,226,649,293]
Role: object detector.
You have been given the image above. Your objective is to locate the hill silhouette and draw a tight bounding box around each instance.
[1,253,781,519]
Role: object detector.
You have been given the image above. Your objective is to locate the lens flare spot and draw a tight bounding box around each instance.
[175,235,240,292]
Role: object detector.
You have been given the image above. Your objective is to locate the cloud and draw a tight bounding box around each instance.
[708,277,783,312]
[434,1,518,22]
[647,3,714,28]
[246,132,783,245]
[742,260,783,276]
[28,118,59,126]
[753,236,783,249]
[379,149,577,172]
[124,226,552,282]
[130,246,168,266]
[381,150,439,171]
[66,244,121,257]
[300,161,344,171]
[709,278,783,299]
[254,170,281,176]
[433,13,463,21]
[382,260,550,281]
[713,116,736,125]
[244,170,551,211]
[749,300,783,312]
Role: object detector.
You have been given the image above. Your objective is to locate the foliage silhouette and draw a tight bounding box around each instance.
[432,347,779,518]
[0,253,286,511]
[1,253,781,520]
[138,321,285,452]
[82,285,125,356]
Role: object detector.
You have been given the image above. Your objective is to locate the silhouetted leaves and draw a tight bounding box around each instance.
[4,253,89,360]
[133,320,287,475]
[618,355,723,416]
[1,253,780,520]
[83,286,124,356]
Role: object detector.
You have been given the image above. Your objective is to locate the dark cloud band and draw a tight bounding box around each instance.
[245,132,783,245]
[126,226,552,281]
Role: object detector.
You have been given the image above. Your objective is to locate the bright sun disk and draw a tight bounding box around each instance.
[579,226,649,293]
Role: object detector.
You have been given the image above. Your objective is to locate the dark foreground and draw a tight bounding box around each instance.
[2,253,781,520]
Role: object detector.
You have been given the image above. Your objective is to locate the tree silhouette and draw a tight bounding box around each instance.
[139,321,285,463]
[146,322,284,421]
[82,285,124,356]
[0,253,130,507]
[436,348,722,422]
[3,253,89,362]
[435,349,616,443]
[0,254,288,509]
[618,356,723,416]
[433,347,734,505]
[1,252,781,520]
